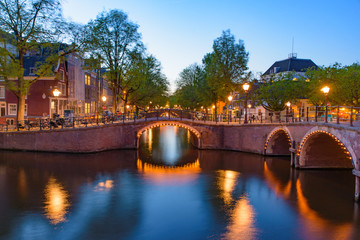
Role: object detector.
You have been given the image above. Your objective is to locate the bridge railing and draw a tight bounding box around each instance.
[2,106,360,132]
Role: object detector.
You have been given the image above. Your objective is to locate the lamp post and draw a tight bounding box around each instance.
[321,86,330,123]
[227,95,233,122]
[53,88,61,115]
[242,83,250,124]
[286,101,291,122]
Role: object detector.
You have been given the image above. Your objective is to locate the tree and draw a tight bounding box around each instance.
[203,30,249,115]
[126,54,169,110]
[256,72,309,112]
[174,63,209,109]
[0,0,78,121]
[85,9,142,112]
[306,63,360,107]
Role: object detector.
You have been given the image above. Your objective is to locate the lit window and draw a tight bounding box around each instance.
[85,74,91,86]
[91,101,95,113]
[85,103,90,114]
[8,103,16,115]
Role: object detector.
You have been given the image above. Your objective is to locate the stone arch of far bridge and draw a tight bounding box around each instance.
[136,121,201,148]
[264,126,293,156]
[298,126,356,169]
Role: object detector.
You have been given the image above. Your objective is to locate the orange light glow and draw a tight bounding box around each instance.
[44,177,70,225]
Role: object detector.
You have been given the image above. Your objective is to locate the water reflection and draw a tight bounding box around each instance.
[217,170,240,205]
[44,177,70,225]
[0,126,359,239]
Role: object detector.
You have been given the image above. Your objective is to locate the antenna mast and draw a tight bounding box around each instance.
[288,37,297,59]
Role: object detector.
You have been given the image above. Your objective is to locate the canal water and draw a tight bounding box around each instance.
[0,126,359,240]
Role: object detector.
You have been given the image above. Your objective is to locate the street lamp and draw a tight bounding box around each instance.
[321,86,330,123]
[53,88,61,115]
[102,95,107,102]
[242,83,250,124]
[286,101,291,122]
[321,86,330,104]
[227,95,233,122]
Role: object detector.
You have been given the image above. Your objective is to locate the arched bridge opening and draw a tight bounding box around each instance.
[264,128,292,156]
[298,130,354,168]
[136,121,201,149]
[144,109,193,119]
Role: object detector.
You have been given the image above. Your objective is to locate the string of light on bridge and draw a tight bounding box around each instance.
[297,130,352,161]
[137,122,201,139]
[264,128,292,152]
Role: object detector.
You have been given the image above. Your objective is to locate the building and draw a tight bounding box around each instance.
[261,53,319,117]
[262,53,318,81]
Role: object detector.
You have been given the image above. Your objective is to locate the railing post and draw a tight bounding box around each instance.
[337,106,340,124]
[16,120,19,131]
[306,107,309,122]
[298,107,301,122]
[73,117,75,128]
[228,113,230,124]
[315,106,318,122]
[350,106,354,127]
[325,105,328,123]
[260,112,263,123]
[168,109,170,120]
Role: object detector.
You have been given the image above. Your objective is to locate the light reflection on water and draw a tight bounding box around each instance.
[0,126,359,239]
[44,177,70,225]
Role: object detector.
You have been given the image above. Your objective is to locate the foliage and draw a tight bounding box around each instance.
[85,9,142,111]
[256,72,309,111]
[174,63,210,109]
[306,63,360,107]
[202,30,249,104]
[0,0,82,121]
[126,54,169,109]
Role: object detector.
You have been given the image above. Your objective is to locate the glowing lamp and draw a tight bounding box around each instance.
[242,83,250,91]
[53,88,61,97]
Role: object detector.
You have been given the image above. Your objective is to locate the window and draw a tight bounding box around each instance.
[24,104,27,116]
[85,74,91,85]
[59,70,64,82]
[0,102,5,116]
[0,86,5,98]
[91,101,95,113]
[8,104,16,115]
[59,83,66,97]
[29,67,36,75]
[85,103,90,114]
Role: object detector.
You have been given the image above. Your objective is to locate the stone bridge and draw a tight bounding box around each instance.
[1,119,359,200]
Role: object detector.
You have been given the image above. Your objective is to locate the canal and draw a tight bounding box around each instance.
[0,126,359,239]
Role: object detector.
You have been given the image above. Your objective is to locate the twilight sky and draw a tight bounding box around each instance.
[62,0,360,90]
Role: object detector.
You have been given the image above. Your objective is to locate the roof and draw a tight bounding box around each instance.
[263,57,318,76]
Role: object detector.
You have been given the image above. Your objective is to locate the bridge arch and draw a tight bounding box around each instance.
[298,128,355,168]
[136,121,201,148]
[264,127,293,156]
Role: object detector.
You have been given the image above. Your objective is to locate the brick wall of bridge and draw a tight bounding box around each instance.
[0,120,359,170]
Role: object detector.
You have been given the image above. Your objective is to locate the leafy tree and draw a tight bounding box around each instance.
[306,63,360,107]
[203,29,249,115]
[0,0,80,121]
[257,72,309,111]
[174,63,209,109]
[126,54,169,110]
[85,9,142,112]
